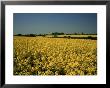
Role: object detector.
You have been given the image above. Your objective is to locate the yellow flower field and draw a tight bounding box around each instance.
[14,36,97,75]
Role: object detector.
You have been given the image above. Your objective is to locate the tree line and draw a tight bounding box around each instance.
[14,32,97,37]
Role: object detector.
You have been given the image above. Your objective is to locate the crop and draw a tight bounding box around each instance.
[14,36,97,75]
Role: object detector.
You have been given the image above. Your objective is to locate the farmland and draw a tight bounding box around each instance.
[14,36,97,75]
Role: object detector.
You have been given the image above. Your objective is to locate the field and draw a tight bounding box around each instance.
[14,36,97,75]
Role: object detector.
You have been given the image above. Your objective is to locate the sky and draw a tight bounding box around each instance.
[13,13,97,34]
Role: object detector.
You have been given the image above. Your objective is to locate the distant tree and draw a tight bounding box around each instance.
[81,32,84,35]
[68,36,71,39]
[60,32,64,35]
[53,34,58,38]
[30,34,36,37]
[38,34,42,36]
[87,36,92,39]
[52,32,58,38]
[25,34,36,37]
[17,34,22,36]
[74,32,77,35]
